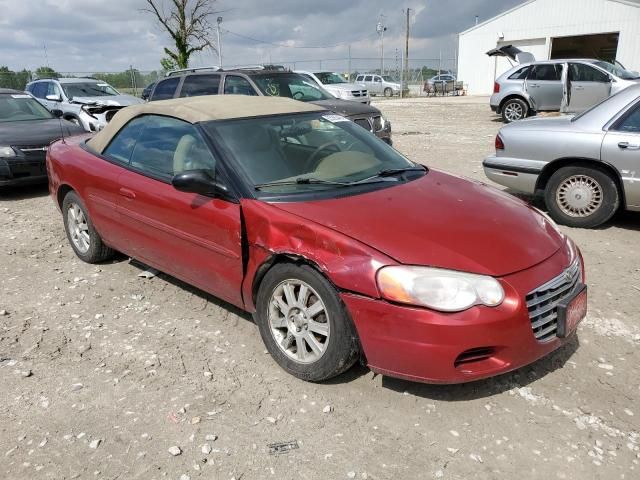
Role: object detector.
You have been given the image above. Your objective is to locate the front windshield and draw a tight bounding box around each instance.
[252,74,334,102]
[592,61,639,80]
[315,72,347,85]
[205,112,418,195]
[0,94,53,122]
[62,82,119,99]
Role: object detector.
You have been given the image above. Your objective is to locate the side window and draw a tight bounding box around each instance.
[569,63,610,82]
[509,66,530,80]
[356,76,364,81]
[180,74,221,97]
[31,82,48,99]
[374,76,382,83]
[129,115,216,180]
[46,82,61,97]
[614,104,640,133]
[223,75,258,96]
[529,64,561,81]
[150,77,180,101]
[364,76,373,82]
[103,116,148,163]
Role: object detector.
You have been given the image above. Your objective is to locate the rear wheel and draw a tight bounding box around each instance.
[62,191,115,263]
[545,166,619,228]
[255,263,359,382]
[501,98,528,123]
[384,87,393,97]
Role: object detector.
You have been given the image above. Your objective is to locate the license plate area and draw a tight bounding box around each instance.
[557,285,587,338]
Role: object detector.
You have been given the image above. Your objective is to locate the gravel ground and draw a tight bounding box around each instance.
[1,96,639,480]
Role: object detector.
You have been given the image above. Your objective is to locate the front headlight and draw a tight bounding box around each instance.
[0,146,16,157]
[333,90,344,99]
[377,266,505,312]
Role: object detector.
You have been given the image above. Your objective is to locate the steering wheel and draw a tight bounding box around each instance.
[308,141,342,167]
[292,91,304,100]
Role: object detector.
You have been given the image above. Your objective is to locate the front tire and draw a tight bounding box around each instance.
[384,87,393,97]
[255,263,359,382]
[62,191,115,263]
[501,98,528,123]
[545,166,619,228]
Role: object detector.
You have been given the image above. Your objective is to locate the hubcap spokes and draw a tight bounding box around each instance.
[67,203,90,253]
[505,103,523,122]
[557,175,603,218]
[268,280,330,364]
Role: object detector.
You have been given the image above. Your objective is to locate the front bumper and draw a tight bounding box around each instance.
[342,247,581,384]
[483,155,544,194]
[0,157,48,187]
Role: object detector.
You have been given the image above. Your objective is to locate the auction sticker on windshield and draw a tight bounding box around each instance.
[11,94,31,99]
[322,114,349,123]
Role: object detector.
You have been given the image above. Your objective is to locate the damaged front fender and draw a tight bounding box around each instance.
[240,199,396,312]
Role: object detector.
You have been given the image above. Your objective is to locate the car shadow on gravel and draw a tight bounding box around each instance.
[380,335,580,401]
[0,183,49,201]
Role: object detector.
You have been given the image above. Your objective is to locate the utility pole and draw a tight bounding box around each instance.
[216,17,223,67]
[348,44,352,81]
[403,8,411,97]
[376,15,387,75]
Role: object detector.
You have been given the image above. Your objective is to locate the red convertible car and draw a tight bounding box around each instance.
[47,95,587,384]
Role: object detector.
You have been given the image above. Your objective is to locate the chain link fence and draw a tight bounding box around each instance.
[0,56,458,97]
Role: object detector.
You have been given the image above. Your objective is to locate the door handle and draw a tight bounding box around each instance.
[575,86,585,91]
[618,142,640,150]
[119,187,136,199]
[528,84,540,88]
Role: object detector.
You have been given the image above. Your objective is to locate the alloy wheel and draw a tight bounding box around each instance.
[556,174,603,218]
[268,279,330,364]
[67,203,90,253]
[504,102,524,122]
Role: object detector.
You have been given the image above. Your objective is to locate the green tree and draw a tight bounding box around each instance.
[0,66,32,90]
[34,66,59,79]
[143,0,219,69]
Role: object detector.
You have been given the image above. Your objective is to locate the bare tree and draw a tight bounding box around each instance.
[143,0,219,70]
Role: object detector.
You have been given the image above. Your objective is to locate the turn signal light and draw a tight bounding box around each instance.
[493,82,501,94]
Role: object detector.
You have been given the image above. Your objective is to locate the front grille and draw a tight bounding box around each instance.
[354,118,372,131]
[526,259,581,342]
[372,116,383,131]
[454,347,495,368]
[351,90,368,97]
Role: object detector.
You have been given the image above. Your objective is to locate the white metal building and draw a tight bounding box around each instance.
[457,0,640,95]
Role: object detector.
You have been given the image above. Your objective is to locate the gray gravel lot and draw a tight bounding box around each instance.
[1,96,639,480]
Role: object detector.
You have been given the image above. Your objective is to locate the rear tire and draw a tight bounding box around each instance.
[501,98,529,123]
[384,87,393,97]
[544,166,619,228]
[254,263,359,382]
[62,191,115,263]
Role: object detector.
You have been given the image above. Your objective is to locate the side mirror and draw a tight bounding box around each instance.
[51,109,64,118]
[46,94,62,102]
[171,169,228,197]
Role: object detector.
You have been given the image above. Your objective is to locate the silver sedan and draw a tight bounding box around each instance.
[483,84,640,228]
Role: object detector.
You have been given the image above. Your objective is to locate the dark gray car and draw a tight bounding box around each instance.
[149,67,392,144]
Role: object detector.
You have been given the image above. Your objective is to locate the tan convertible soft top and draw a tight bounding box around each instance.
[87,95,326,153]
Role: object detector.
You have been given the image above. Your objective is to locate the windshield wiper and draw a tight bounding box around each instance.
[355,165,427,184]
[255,177,357,190]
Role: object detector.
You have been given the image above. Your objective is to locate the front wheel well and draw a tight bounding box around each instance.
[536,158,625,208]
[251,253,328,307]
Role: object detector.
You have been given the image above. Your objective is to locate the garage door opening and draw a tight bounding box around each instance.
[551,33,619,63]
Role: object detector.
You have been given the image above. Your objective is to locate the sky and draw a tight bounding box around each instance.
[0,0,524,74]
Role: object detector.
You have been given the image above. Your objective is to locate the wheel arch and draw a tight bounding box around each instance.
[56,183,75,209]
[499,94,534,112]
[536,157,626,208]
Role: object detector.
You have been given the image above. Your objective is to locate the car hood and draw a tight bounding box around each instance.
[268,170,564,277]
[0,118,85,147]
[311,99,380,116]
[70,94,144,106]
[324,83,368,91]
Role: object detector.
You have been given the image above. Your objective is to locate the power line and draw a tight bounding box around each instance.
[222,29,377,49]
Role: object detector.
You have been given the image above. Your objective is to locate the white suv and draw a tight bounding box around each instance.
[295,71,370,104]
[355,74,401,97]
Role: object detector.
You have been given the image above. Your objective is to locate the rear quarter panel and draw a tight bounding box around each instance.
[47,136,127,251]
[500,127,604,163]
